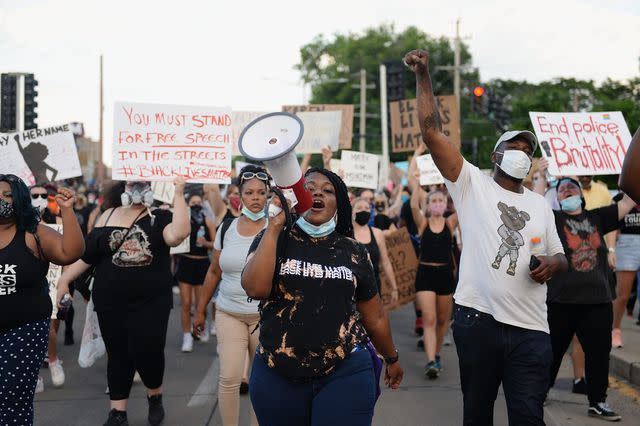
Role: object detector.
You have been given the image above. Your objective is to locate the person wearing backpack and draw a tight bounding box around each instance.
[193,165,270,426]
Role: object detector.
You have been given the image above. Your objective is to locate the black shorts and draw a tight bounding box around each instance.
[415,264,455,295]
[174,256,210,285]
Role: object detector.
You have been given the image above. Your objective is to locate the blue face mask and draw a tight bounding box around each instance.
[560,195,582,212]
[242,205,266,222]
[296,215,336,238]
[401,194,410,204]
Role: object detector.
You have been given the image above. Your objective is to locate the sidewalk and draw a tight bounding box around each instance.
[610,308,640,386]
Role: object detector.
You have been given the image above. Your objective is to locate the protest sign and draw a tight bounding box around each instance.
[45,224,63,318]
[234,160,258,176]
[294,111,342,154]
[232,111,268,156]
[0,124,82,185]
[416,154,445,185]
[112,102,232,183]
[341,150,379,189]
[282,104,354,149]
[529,111,632,176]
[329,159,344,179]
[389,96,460,153]
[151,182,175,204]
[379,228,419,310]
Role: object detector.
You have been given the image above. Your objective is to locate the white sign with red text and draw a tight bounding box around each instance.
[112,102,232,183]
[529,111,632,176]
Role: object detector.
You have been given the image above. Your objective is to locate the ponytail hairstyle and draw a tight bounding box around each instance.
[304,167,353,238]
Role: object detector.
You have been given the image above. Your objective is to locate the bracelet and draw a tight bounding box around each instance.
[384,349,399,365]
[608,247,616,253]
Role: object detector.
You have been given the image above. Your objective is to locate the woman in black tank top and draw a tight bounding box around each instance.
[409,174,458,380]
[0,174,84,425]
[352,197,399,302]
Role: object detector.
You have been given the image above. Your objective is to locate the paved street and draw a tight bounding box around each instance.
[34,295,640,425]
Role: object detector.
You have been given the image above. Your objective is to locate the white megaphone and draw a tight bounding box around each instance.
[238,112,313,214]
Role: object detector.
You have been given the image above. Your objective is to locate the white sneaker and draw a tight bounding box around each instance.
[443,329,453,346]
[199,326,210,343]
[49,359,65,387]
[133,371,142,383]
[35,376,44,394]
[210,322,217,336]
[181,333,194,353]
[172,286,180,295]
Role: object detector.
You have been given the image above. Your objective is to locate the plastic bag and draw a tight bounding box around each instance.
[78,295,105,368]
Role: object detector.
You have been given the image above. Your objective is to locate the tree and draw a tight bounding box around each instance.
[296,24,478,162]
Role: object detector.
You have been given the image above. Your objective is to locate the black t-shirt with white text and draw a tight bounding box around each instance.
[620,205,640,235]
[547,205,619,304]
[248,225,378,381]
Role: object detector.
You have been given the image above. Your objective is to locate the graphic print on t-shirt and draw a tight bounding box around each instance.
[109,225,153,267]
[491,202,531,276]
[563,218,599,272]
[0,264,17,295]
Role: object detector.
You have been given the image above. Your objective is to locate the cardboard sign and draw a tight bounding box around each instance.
[232,111,268,156]
[46,224,63,318]
[282,104,354,149]
[389,96,460,153]
[416,154,445,185]
[0,124,82,185]
[329,159,344,179]
[341,150,379,190]
[379,228,419,310]
[294,111,341,154]
[151,181,175,204]
[112,102,232,183]
[529,111,632,176]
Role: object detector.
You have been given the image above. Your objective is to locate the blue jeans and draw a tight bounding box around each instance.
[249,349,376,426]
[453,305,552,426]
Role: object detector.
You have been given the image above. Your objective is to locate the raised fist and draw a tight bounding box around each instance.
[403,50,430,76]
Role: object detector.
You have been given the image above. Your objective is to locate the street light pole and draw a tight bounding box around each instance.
[359,68,367,152]
[454,19,461,118]
[379,64,389,190]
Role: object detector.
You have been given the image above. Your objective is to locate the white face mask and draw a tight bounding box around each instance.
[496,149,532,180]
[32,197,48,213]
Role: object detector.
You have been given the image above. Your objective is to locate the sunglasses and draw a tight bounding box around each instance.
[241,172,269,182]
[31,193,48,200]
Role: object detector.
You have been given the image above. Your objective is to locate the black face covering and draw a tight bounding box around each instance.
[354,210,371,226]
[0,199,15,219]
[374,203,385,212]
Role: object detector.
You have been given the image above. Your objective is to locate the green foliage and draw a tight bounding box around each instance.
[296,25,640,173]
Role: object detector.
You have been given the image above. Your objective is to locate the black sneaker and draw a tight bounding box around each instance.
[572,377,587,395]
[148,394,165,425]
[588,402,621,421]
[64,334,74,346]
[239,381,249,395]
[417,339,424,349]
[424,361,439,380]
[103,409,128,426]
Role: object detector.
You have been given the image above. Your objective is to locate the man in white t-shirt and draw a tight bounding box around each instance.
[404,49,568,425]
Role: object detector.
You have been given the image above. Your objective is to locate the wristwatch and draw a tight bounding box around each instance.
[384,349,399,365]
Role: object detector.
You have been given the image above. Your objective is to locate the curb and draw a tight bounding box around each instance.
[610,351,640,386]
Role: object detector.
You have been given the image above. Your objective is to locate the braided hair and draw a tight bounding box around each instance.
[304,167,353,239]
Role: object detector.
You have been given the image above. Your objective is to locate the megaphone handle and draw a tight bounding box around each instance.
[281,176,313,215]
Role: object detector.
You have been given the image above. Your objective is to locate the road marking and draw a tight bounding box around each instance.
[188,357,219,407]
[608,375,640,402]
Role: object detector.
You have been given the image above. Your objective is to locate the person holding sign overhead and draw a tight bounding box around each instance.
[408,153,458,380]
[57,178,190,426]
[0,174,84,426]
[405,49,567,425]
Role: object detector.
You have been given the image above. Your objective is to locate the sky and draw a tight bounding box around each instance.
[1,0,639,164]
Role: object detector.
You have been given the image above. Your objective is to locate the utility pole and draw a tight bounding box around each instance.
[97,54,105,184]
[379,64,389,190]
[453,19,461,117]
[359,68,367,152]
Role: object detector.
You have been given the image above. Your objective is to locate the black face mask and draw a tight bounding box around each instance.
[374,203,385,212]
[191,205,203,214]
[0,199,15,219]
[354,210,371,226]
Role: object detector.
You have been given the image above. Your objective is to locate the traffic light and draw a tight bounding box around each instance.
[486,89,511,132]
[1,74,17,132]
[385,60,406,102]
[471,85,486,115]
[23,74,38,130]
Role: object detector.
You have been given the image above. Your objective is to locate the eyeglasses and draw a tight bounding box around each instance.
[31,193,48,200]
[241,172,269,182]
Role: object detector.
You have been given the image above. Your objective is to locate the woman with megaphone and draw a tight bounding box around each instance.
[242,167,404,426]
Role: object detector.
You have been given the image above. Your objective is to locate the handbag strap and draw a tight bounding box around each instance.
[112,208,147,253]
